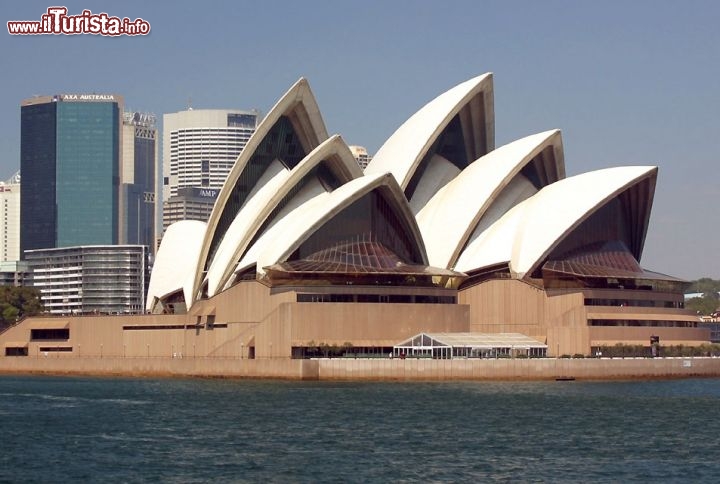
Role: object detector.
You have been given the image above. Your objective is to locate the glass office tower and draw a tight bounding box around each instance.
[20,100,57,251]
[20,94,122,254]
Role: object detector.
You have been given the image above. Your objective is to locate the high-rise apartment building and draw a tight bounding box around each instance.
[121,111,158,249]
[20,94,122,253]
[162,109,258,228]
[26,245,149,315]
[0,172,21,262]
[349,145,372,170]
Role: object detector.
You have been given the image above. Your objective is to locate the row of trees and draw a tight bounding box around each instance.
[302,341,354,358]
[685,278,720,316]
[0,286,43,331]
[590,343,720,358]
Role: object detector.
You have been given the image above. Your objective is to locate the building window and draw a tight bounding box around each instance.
[5,347,28,356]
[30,328,70,340]
[39,346,73,352]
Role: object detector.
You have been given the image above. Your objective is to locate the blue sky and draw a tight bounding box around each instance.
[2,0,719,279]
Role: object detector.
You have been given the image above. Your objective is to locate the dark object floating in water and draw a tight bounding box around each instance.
[556,376,576,381]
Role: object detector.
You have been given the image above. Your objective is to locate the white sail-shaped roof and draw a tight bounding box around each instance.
[417,130,564,269]
[146,220,207,311]
[191,78,329,303]
[235,172,427,277]
[510,166,657,278]
[455,166,657,277]
[454,198,530,273]
[205,135,362,296]
[143,74,667,308]
[365,73,494,202]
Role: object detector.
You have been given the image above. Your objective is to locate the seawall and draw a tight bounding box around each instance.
[1,356,720,380]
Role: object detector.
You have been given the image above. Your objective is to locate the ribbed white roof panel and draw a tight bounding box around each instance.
[206,135,362,296]
[146,220,207,310]
[192,78,329,304]
[454,198,530,273]
[455,166,657,275]
[417,130,563,268]
[510,166,658,278]
[364,73,493,189]
[205,160,289,297]
[236,173,425,276]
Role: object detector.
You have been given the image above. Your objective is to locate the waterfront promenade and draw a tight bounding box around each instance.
[1,355,720,381]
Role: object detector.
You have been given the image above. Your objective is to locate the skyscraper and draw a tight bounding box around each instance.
[20,94,122,254]
[121,111,158,248]
[0,171,21,262]
[162,109,258,229]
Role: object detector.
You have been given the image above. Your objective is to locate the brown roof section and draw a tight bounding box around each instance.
[542,240,683,282]
[266,240,463,278]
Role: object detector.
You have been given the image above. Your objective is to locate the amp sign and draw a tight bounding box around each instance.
[199,189,218,198]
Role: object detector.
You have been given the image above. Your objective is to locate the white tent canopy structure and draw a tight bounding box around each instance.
[393,332,548,359]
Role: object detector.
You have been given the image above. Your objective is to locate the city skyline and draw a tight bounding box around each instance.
[3,0,720,279]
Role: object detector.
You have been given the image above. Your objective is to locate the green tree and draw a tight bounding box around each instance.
[0,286,44,330]
[2,306,18,323]
[686,296,719,316]
[687,278,720,296]
[685,278,720,316]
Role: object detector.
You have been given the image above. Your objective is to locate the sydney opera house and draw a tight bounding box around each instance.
[1,74,708,360]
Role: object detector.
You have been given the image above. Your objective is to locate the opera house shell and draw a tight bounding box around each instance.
[1,74,709,360]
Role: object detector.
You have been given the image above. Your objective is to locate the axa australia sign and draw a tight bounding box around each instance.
[56,94,117,102]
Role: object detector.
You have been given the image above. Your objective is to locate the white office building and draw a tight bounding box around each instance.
[163,109,259,201]
[0,172,20,262]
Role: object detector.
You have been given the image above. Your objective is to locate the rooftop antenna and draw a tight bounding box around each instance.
[187,96,193,111]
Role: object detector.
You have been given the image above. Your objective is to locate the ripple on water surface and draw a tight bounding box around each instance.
[0,376,719,482]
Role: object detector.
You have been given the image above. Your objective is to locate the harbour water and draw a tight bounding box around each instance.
[1,375,719,482]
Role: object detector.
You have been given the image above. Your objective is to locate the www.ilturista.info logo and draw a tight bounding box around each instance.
[7,7,150,36]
